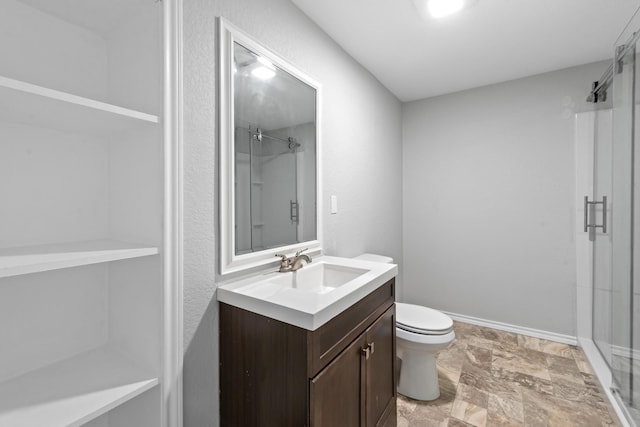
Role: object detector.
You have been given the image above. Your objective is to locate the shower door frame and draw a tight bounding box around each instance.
[575,106,638,426]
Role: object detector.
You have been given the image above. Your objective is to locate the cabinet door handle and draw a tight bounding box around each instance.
[361,343,374,359]
[361,346,370,360]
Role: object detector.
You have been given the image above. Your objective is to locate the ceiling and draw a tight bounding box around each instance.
[291,0,640,102]
[19,0,149,35]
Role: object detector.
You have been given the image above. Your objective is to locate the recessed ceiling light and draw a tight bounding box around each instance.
[428,0,464,18]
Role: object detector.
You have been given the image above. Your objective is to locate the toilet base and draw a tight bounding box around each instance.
[397,350,440,401]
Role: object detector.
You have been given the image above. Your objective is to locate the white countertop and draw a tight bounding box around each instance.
[216,255,397,330]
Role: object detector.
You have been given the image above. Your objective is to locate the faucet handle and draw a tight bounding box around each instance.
[275,253,290,264]
[276,253,292,272]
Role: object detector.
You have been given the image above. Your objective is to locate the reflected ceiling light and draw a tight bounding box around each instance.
[257,56,275,69]
[252,66,276,80]
[412,0,472,19]
[252,55,276,80]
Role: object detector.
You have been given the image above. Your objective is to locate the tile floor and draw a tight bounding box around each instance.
[397,321,621,427]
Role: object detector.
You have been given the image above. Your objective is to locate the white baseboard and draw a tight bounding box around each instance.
[443,311,578,346]
[612,344,640,362]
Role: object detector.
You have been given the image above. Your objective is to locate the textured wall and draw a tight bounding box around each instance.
[402,62,607,336]
[182,0,403,425]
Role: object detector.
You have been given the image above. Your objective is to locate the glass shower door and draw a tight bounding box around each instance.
[592,108,613,368]
[610,18,638,418]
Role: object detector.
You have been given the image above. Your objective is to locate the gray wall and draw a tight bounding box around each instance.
[182,0,403,425]
[402,62,606,336]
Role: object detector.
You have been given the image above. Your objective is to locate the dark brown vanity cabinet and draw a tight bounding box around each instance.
[220,278,397,427]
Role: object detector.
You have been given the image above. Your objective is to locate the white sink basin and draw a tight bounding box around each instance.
[240,262,368,296]
[217,256,397,330]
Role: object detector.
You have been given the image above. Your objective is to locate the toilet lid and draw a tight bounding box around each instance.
[396,302,454,335]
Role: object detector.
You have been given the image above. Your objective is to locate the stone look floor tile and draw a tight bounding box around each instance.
[460,370,523,401]
[455,383,489,409]
[397,394,418,418]
[439,340,468,371]
[571,347,595,375]
[450,399,488,427]
[518,335,574,358]
[517,335,543,351]
[461,345,493,380]
[492,344,552,381]
[439,364,462,388]
[539,341,574,358]
[522,387,611,426]
[546,353,585,386]
[485,411,524,427]
[488,393,524,423]
[397,321,621,426]
[491,366,554,396]
[447,418,475,427]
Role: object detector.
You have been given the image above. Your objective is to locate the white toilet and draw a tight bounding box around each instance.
[353,253,456,401]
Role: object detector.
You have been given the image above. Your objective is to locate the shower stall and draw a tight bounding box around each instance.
[578,8,640,425]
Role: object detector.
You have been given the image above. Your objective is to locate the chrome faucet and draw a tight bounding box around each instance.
[275,248,312,272]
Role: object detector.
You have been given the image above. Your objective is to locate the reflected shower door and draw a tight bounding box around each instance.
[234,126,300,253]
[235,127,253,254]
[258,133,298,250]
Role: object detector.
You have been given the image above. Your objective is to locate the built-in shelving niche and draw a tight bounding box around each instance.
[0,0,174,425]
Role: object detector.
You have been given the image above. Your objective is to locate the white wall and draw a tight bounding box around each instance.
[182,0,403,425]
[402,62,607,336]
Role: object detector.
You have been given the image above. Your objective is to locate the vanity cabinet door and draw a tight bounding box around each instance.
[310,305,397,427]
[365,307,397,427]
[310,334,367,427]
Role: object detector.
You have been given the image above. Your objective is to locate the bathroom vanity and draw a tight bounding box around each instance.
[216,18,397,427]
[219,275,397,427]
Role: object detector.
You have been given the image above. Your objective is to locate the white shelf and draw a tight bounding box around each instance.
[0,347,158,427]
[0,75,159,135]
[0,240,159,278]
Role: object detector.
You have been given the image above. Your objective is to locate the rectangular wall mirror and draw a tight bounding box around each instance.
[218,18,322,275]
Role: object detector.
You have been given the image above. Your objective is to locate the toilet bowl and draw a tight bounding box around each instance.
[395,302,455,400]
[352,253,456,401]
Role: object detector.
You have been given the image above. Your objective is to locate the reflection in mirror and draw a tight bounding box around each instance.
[219,18,321,275]
[233,42,317,255]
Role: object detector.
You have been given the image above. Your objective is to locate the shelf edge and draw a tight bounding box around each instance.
[0,75,159,124]
[0,245,159,278]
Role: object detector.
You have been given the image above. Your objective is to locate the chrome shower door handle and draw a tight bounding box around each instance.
[290,200,299,224]
[584,195,608,238]
[602,195,607,234]
[583,196,589,233]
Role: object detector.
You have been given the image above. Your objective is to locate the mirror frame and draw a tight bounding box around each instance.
[218,17,322,275]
